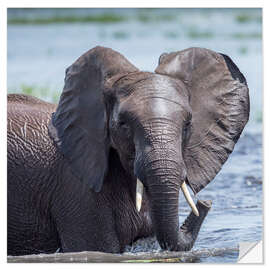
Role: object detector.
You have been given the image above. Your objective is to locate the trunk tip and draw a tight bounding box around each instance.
[197,200,212,209]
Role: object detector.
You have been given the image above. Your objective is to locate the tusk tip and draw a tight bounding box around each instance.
[181,181,200,217]
[136,194,142,212]
[194,209,199,217]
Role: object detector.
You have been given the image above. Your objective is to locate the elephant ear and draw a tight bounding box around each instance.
[155,47,250,194]
[49,46,139,192]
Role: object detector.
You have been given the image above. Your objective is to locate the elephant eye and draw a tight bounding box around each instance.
[119,120,127,128]
[184,119,191,129]
[118,120,130,135]
[182,120,191,141]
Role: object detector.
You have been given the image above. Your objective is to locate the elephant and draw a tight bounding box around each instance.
[7,46,249,256]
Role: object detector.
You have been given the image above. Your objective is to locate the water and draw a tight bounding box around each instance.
[7,8,262,263]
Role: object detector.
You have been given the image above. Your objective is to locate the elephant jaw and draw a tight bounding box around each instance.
[135,178,199,216]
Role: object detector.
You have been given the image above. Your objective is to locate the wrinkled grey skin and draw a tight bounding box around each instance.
[7,46,249,256]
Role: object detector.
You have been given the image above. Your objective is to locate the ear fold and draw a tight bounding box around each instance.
[155,47,250,194]
[49,46,139,192]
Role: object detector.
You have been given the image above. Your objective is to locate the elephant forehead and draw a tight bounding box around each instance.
[116,72,187,98]
[119,75,189,109]
[118,92,189,125]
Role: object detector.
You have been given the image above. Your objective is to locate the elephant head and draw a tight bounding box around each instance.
[49,46,249,251]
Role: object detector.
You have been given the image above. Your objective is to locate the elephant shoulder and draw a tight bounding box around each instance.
[7,94,60,168]
[7,93,56,122]
[8,93,56,111]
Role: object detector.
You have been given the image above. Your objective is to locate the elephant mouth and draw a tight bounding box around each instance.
[135,178,199,216]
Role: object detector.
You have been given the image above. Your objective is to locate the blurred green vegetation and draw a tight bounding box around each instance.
[238,46,248,55]
[8,13,127,24]
[137,12,176,23]
[9,84,60,104]
[7,10,180,25]
[7,13,179,25]
[231,32,262,39]
[112,31,130,39]
[235,13,262,24]
[256,111,262,123]
[8,9,262,25]
[187,29,213,39]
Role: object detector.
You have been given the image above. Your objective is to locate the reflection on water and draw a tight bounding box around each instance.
[7,8,262,263]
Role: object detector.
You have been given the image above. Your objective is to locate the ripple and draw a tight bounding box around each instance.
[212,228,239,233]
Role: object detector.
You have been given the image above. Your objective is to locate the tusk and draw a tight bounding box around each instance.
[181,181,199,216]
[136,178,144,212]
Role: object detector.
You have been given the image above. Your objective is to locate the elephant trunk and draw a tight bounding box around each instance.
[135,148,211,251]
[148,176,211,251]
[175,199,212,251]
[148,182,181,250]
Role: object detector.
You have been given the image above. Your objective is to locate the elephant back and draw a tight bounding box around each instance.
[7,94,60,169]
